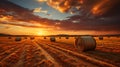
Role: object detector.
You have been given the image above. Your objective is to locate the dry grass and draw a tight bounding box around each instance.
[0,36,120,66]
[43,37,120,53]
[37,36,120,66]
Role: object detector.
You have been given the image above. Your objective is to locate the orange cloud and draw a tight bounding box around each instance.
[37,0,47,2]
[0,15,14,22]
[46,0,83,13]
[37,0,119,17]
[91,0,119,16]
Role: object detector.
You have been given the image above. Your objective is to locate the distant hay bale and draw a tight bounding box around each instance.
[15,37,22,41]
[30,37,35,40]
[66,36,69,39]
[107,36,110,38]
[74,37,78,39]
[24,37,27,39]
[44,37,46,39]
[8,37,11,39]
[99,36,103,40]
[59,37,61,39]
[50,37,56,42]
[75,36,96,52]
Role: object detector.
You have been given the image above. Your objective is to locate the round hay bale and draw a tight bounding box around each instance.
[44,37,46,39]
[107,36,110,38]
[66,36,69,39]
[59,37,61,39]
[74,37,78,39]
[75,36,96,52]
[99,36,103,40]
[50,37,56,42]
[8,37,11,39]
[24,37,27,39]
[30,37,34,40]
[15,37,21,41]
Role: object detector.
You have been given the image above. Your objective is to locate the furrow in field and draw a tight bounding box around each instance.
[0,47,24,67]
[33,41,62,67]
[35,40,117,67]
[36,41,98,67]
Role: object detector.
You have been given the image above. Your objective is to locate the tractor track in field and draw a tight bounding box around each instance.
[35,41,98,67]
[0,44,18,53]
[0,37,119,67]
[0,47,24,66]
[0,40,26,53]
[33,41,62,67]
[0,44,25,61]
[35,40,118,67]
[12,45,27,67]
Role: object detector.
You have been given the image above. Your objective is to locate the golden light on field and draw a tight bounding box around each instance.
[37,31,44,35]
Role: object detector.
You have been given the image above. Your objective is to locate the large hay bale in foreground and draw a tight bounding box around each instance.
[15,37,21,41]
[50,37,56,42]
[75,36,96,52]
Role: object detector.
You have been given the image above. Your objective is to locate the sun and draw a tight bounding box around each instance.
[37,30,47,35]
[37,31,43,35]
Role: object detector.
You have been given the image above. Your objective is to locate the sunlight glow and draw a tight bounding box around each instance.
[37,31,43,35]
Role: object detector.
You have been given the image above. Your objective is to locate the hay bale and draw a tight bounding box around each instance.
[8,37,11,39]
[44,37,46,39]
[50,37,56,42]
[24,37,27,39]
[99,36,103,40]
[66,36,69,39]
[75,36,96,52]
[59,37,61,39]
[30,37,34,40]
[15,37,21,41]
[107,36,110,38]
[74,37,78,39]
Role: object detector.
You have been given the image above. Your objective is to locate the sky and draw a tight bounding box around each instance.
[0,0,120,35]
[9,0,75,20]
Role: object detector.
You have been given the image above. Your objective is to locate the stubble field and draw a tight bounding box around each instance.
[0,36,120,67]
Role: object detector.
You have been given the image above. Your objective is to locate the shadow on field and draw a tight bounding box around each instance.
[85,50,120,66]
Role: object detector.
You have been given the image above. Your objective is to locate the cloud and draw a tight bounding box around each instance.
[46,0,83,13]
[0,15,57,29]
[37,0,47,2]
[33,7,48,14]
[91,0,119,16]
[37,0,120,17]
[1,0,120,35]
[0,0,57,30]
[41,13,119,33]
[33,8,42,12]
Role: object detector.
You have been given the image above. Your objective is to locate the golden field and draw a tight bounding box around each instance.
[37,36,120,53]
[0,36,120,67]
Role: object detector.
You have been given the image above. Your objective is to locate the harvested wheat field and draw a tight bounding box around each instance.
[1,0,120,67]
[0,36,120,67]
